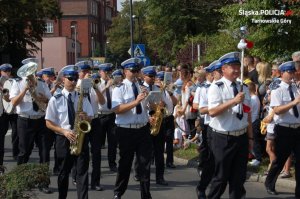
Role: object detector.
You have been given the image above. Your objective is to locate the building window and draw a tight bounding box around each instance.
[45,22,54,33]
[91,1,98,16]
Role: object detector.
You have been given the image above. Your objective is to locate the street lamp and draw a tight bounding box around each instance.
[132,15,141,43]
[71,25,77,63]
[129,0,134,58]
[91,36,94,57]
[105,41,109,62]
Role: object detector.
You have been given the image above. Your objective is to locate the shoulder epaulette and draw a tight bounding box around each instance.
[269,80,281,91]
[116,83,124,87]
[215,82,224,87]
[54,94,63,99]
[15,77,22,81]
[243,83,248,87]
[204,83,211,88]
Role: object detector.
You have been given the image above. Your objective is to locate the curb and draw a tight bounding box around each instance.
[172,156,296,190]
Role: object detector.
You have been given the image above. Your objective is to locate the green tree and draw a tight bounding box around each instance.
[0,0,61,68]
[106,0,147,65]
[218,0,300,61]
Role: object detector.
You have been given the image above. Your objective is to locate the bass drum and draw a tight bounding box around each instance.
[2,79,15,114]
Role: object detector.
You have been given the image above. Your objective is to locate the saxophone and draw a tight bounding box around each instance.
[70,82,91,156]
[150,85,165,136]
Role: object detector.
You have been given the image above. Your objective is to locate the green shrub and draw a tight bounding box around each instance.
[0,163,50,199]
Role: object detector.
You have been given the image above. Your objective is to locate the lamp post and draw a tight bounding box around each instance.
[129,0,134,58]
[71,25,77,63]
[132,15,141,43]
[105,41,109,62]
[91,36,94,58]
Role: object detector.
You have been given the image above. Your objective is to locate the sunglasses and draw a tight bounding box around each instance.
[147,75,155,78]
[2,70,11,72]
[66,76,79,82]
[129,69,140,73]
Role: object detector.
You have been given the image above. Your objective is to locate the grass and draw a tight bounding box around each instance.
[173,143,199,160]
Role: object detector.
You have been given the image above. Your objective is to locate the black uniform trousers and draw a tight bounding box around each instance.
[17,116,52,165]
[197,125,214,192]
[114,125,152,199]
[1,113,18,159]
[88,117,102,187]
[265,125,300,198]
[151,121,166,181]
[207,129,248,199]
[56,134,89,199]
[98,113,117,168]
[164,115,175,165]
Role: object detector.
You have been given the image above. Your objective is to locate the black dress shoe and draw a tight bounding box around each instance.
[166,163,176,168]
[39,187,53,194]
[113,194,121,199]
[196,188,207,199]
[91,185,104,191]
[156,179,168,186]
[134,176,140,181]
[266,187,278,195]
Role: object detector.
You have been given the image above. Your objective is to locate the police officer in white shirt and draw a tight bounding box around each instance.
[45,66,93,199]
[193,61,220,199]
[0,63,19,171]
[207,52,253,199]
[10,60,52,165]
[112,58,153,199]
[97,63,118,172]
[10,59,52,193]
[156,71,177,168]
[265,61,300,197]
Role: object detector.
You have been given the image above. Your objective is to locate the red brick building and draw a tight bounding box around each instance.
[43,0,117,64]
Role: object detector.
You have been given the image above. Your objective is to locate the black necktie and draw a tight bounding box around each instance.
[289,86,299,118]
[105,80,111,109]
[132,82,142,114]
[232,82,243,120]
[68,93,76,129]
[149,84,153,91]
[32,100,39,112]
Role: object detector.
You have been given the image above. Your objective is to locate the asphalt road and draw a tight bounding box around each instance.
[3,131,295,199]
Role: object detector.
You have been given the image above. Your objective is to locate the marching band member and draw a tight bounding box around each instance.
[40,67,60,175]
[10,59,52,193]
[112,58,152,199]
[74,61,106,191]
[97,63,118,172]
[193,61,221,199]
[265,61,300,198]
[207,52,253,199]
[0,64,19,165]
[156,71,177,168]
[45,65,93,199]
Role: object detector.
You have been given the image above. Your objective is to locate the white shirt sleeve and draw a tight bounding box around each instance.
[45,97,58,124]
[111,86,124,109]
[9,80,20,99]
[193,87,201,104]
[208,84,222,110]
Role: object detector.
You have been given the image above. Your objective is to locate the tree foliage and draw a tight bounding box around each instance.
[218,0,300,61]
[0,0,61,67]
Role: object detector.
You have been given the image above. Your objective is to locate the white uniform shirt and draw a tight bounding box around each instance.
[112,78,149,125]
[3,78,16,114]
[198,83,212,125]
[250,94,260,123]
[97,78,113,112]
[45,88,93,131]
[208,77,251,131]
[10,78,51,116]
[270,81,300,124]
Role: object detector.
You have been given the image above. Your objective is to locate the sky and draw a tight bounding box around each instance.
[117,0,143,11]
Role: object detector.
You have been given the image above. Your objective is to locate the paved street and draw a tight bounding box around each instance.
[3,131,295,199]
